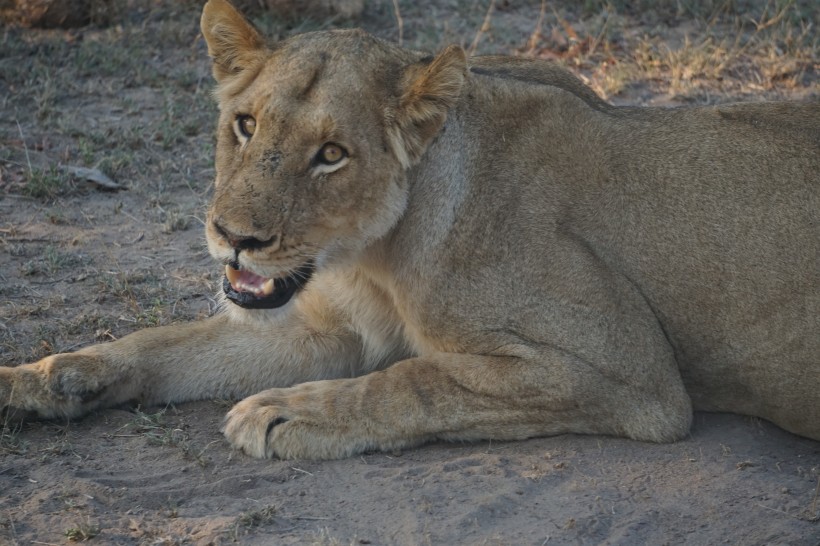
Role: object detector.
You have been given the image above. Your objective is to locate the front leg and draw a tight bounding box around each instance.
[0,289,362,420]
[223,350,693,460]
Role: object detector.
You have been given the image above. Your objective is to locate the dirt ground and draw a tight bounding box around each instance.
[0,1,818,544]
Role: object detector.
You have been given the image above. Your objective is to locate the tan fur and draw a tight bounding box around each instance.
[1,0,817,459]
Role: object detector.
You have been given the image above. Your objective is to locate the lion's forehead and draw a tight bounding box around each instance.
[276,28,396,62]
[250,31,408,101]
[255,55,329,99]
[256,62,381,105]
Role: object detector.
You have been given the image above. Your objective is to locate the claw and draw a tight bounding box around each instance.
[265,416,289,443]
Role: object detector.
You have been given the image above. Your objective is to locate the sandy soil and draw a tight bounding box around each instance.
[0,1,818,544]
[1,407,818,545]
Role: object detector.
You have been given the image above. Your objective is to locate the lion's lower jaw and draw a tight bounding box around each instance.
[217,290,299,325]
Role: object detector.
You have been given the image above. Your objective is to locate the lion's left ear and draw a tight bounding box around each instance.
[389,45,467,168]
[201,0,267,82]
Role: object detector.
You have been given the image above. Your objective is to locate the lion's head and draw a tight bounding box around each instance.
[200,0,466,311]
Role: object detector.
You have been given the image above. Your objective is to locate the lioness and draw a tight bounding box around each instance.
[1,0,817,460]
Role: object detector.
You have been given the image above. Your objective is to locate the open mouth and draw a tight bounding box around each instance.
[222,261,315,309]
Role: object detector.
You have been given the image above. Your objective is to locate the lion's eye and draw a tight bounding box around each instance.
[317,143,346,165]
[236,115,256,138]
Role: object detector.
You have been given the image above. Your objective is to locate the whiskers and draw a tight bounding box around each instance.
[288,260,316,291]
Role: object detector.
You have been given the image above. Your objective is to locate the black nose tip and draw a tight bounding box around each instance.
[213,221,277,251]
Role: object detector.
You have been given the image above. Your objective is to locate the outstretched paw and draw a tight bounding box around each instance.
[0,353,116,419]
[0,366,14,411]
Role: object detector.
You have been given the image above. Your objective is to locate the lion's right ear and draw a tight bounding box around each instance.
[201,0,267,82]
[388,45,467,168]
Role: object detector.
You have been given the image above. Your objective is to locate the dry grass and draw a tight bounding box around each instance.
[125,408,213,467]
[0,416,26,456]
[515,0,817,102]
[64,518,100,542]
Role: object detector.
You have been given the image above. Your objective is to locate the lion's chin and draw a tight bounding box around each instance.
[222,261,315,310]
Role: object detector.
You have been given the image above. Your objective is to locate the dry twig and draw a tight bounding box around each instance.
[391,0,403,46]
[469,0,496,56]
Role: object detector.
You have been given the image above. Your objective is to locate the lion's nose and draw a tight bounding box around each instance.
[213,220,278,251]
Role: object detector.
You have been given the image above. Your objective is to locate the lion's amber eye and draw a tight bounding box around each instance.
[317,143,346,165]
[237,115,256,138]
